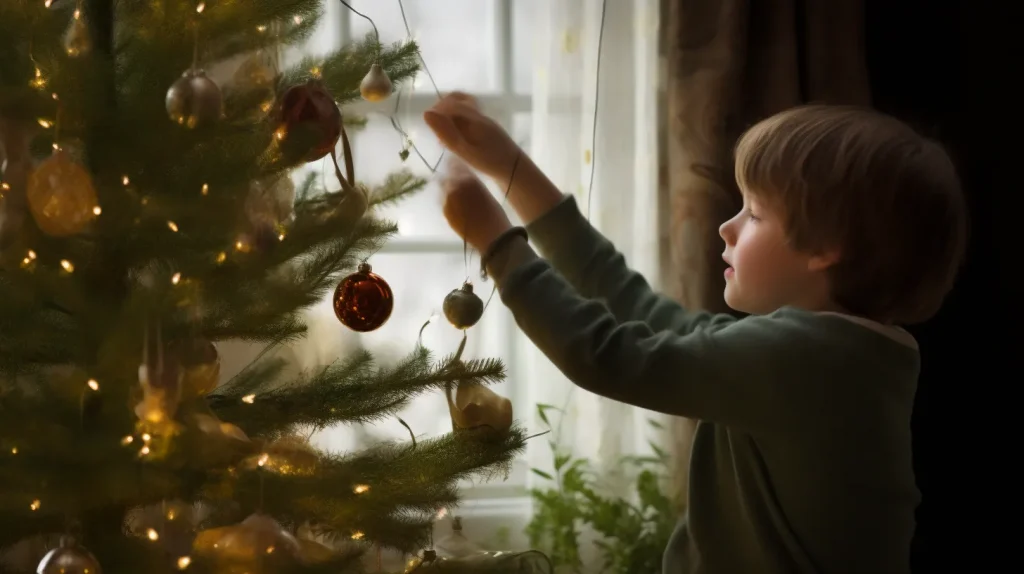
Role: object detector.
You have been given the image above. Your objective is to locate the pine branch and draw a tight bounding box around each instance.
[210,347,506,438]
[370,171,429,208]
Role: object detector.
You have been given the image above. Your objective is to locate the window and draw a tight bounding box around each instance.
[303,0,540,503]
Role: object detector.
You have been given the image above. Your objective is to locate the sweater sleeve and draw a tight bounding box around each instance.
[526,195,735,335]
[487,237,816,431]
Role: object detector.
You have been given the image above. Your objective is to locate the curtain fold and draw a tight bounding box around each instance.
[660,0,871,510]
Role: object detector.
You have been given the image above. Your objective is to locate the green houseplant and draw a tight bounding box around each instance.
[525,404,678,573]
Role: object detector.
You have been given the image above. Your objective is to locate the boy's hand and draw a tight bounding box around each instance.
[424,93,521,184]
[441,158,512,253]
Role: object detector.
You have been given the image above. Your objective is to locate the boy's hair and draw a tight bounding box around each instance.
[734,105,967,325]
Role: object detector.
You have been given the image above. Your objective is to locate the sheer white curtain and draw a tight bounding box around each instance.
[522,0,664,496]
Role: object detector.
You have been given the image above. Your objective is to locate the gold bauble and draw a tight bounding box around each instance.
[63,13,91,57]
[443,282,484,330]
[359,64,393,102]
[193,514,300,574]
[26,151,98,237]
[37,537,102,574]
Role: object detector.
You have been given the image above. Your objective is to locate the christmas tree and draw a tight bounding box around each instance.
[0,1,533,572]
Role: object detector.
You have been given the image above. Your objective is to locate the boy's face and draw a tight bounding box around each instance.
[718,191,835,314]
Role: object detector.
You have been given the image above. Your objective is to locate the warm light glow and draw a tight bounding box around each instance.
[310,66,322,78]
[121,435,134,445]
[177,556,191,570]
[122,175,130,186]
[277,233,285,241]
[140,445,151,456]
[353,484,370,494]
[257,453,269,467]
[44,0,53,8]
[293,15,302,24]
[351,531,364,540]
[146,528,159,541]
[171,272,181,285]
[436,507,448,519]
[37,119,53,128]
[167,509,177,520]
[260,100,273,113]
[30,67,46,90]
[87,379,99,391]
[73,8,81,19]
[274,126,287,141]
[52,93,58,101]
[195,2,205,14]
[257,25,268,33]
[201,183,209,195]
[93,206,102,215]
[215,252,227,264]
[167,221,179,232]
[142,433,152,442]
[27,250,36,260]
[60,259,74,273]
[1,182,9,191]
[30,499,41,511]
[266,545,275,554]
[10,447,17,454]
[242,394,256,404]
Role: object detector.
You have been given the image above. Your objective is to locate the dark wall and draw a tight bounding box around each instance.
[866,2,1010,571]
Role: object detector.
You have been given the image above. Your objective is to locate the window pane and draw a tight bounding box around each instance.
[308,252,514,449]
[512,0,540,94]
[347,0,498,92]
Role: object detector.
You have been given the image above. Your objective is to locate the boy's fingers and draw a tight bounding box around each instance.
[423,110,463,151]
[447,91,480,109]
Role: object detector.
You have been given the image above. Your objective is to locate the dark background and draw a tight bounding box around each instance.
[867,2,1012,571]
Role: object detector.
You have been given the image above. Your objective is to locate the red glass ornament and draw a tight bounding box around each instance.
[333,262,394,332]
[276,80,342,162]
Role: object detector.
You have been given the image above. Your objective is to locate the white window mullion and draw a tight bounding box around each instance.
[495,0,514,94]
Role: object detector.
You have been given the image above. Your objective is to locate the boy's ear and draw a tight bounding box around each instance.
[807,248,841,272]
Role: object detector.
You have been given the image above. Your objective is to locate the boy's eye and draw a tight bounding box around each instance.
[746,208,759,221]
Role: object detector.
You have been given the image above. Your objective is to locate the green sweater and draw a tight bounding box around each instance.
[486,197,921,574]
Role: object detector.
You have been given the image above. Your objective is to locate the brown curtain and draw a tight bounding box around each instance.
[658,0,872,509]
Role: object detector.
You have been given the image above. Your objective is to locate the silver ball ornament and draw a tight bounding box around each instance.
[443,281,485,330]
[37,538,102,574]
[166,69,224,128]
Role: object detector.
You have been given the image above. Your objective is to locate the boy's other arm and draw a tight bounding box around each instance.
[488,237,813,431]
[505,157,732,335]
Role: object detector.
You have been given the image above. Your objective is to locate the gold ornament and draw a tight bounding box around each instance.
[26,150,98,237]
[359,63,393,102]
[447,381,513,434]
[193,513,301,574]
[443,282,484,330]
[166,69,224,128]
[63,10,91,57]
[134,322,183,437]
[37,537,102,574]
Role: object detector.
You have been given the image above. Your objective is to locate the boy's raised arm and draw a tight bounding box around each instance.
[508,157,733,335]
[486,235,819,432]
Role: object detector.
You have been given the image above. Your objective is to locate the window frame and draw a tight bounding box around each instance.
[335,1,531,503]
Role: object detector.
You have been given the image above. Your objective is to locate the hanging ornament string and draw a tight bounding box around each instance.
[585,0,609,220]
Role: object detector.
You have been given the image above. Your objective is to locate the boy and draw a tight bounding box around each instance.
[424,98,967,573]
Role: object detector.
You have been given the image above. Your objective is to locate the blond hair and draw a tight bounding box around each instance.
[734,105,967,324]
